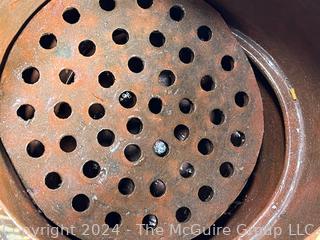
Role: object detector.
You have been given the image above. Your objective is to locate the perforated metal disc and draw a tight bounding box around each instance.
[0,0,263,239]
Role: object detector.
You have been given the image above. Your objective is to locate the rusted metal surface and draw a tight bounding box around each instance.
[3,0,319,240]
[0,0,264,239]
[217,30,306,240]
[208,0,319,239]
[0,1,67,239]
